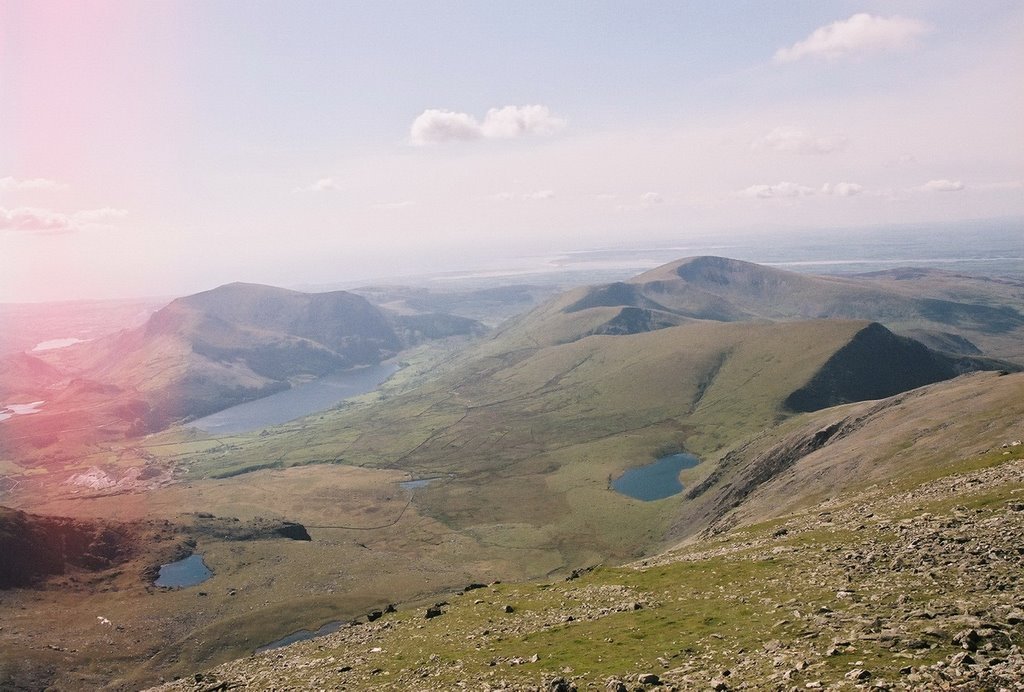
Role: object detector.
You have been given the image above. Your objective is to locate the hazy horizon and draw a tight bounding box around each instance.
[2,2,1022,302]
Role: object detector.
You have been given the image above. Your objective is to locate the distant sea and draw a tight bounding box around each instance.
[429,218,1024,288]
[292,218,1023,294]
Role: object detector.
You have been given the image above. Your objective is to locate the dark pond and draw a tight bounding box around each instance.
[155,554,212,588]
[256,620,346,653]
[189,361,399,435]
[612,452,700,501]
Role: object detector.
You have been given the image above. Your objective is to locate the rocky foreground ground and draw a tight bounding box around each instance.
[153,448,1024,691]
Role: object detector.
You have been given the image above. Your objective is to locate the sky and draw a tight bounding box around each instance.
[1,1,1022,302]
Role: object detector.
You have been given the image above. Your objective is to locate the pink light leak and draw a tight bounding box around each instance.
[5,2,187,174]
[10,2,113,173]
[2,1,188,302]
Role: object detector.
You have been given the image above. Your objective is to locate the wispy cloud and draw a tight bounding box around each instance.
[372,200,416,209]
[821,182,864,197]
[410,105,566,146]
[0,176,68,191]
[774,13,930,63]
[296,177,343,193]
[739,181,868,199]
[487,189,556,202]
[737,182,816,199]
[0,206,128,234]
[919,179,965,192]
[753,127,848,155]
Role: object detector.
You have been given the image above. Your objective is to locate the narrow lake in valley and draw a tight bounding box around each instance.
[612,452,700,501]
[189,361,399,435]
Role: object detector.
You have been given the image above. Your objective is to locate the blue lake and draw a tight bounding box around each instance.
[612,453,700,501]
[189,361,399,435]
[155,554,212,588]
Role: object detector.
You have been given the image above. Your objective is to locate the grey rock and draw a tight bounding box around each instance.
[547,676,576,692]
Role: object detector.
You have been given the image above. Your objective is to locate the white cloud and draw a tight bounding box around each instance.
[753,126,848,155]
[479,105,566,140]
[738,182,816,199]
[298,177,342,192]
[372,200,416,209]
[821,182,864,197]
[0,206,128,234]
[409,110,482,145]
[920,179,965,192]
[524,189,555,200]
[0,207,73,233]
[0,176,68,191]
[774,13,930,63]
[410,105,565,145]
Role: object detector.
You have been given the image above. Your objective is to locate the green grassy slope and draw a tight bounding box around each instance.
[149,373,1024,691]
[163,318,1008,581]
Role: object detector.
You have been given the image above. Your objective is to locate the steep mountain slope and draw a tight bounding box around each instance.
[672,370,1024,538]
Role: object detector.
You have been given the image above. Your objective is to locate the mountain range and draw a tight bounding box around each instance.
[1,256,1023,689]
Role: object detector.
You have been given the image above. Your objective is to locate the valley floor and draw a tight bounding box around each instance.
[151,447,1024,691]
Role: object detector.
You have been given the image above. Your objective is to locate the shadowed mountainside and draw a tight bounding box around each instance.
[783,321,1010,412]
[0,506,150,589]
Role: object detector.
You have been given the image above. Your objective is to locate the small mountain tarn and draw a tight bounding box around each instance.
[154,554,211,588]
[611,453,700,501]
